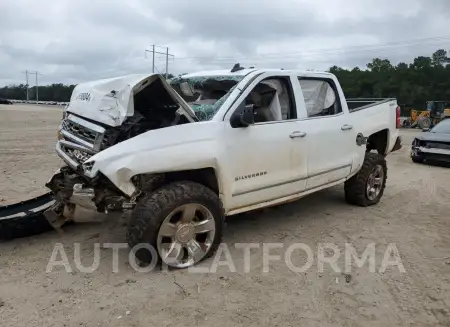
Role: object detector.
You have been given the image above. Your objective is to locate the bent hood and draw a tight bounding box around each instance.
[66,74,197,127]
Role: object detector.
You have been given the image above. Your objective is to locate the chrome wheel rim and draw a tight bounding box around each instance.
[156,203,216,268]
[366,164,384,201]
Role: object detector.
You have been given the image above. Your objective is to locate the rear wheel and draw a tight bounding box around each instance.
[344,152,387,206]
[126,181,224,268]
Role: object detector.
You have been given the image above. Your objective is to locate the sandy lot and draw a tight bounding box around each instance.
[0,104,449,327]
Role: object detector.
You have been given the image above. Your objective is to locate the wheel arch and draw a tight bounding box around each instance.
[164,168,220,195]
[132,167,221,195]
[366,129,389,155]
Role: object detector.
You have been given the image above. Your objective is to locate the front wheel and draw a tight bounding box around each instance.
[126,181,224,269]
[344,152,387,206]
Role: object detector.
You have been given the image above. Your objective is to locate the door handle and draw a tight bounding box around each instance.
[341,124,353,131]
[289,131,307,138]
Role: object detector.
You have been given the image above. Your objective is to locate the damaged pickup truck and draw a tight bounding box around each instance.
[45,66,402,268]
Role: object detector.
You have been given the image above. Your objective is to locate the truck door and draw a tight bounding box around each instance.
[293,77,354,190]
[223,73,308,210]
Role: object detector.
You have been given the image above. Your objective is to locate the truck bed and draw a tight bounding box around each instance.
[346,98,399,154]
[346,98,397,112]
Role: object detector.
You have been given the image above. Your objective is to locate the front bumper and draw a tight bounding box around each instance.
[391,136,402,152]
[411,146,450,162]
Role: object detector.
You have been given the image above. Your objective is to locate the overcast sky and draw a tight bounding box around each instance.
[1,0,449,86]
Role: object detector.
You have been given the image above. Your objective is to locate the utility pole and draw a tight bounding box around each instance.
[152,45,155,73]
[27,71,42,101]
[145,45,174,78]
[22,70,29,101]
[166,47,169,78]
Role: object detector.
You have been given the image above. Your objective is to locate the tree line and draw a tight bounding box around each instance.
[329,49,450,113]
[1,50,449,110]
[0,83,76,102]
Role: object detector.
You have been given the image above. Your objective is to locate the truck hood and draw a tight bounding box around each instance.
[66,74,197,127]
[415,132,450,143]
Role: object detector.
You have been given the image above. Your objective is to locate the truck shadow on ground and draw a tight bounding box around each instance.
[59,185,347,244]
[1,186,350,274]
[224,186,346,236]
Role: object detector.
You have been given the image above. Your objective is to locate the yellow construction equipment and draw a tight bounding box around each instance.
[403,101,450,129]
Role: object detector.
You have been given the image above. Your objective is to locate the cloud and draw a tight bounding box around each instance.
[0,0,449,86]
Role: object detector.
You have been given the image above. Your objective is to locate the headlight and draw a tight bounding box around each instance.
[82,161,95,172]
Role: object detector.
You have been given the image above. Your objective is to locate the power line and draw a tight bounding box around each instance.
[172,35,450,62]
[198,43,450,65]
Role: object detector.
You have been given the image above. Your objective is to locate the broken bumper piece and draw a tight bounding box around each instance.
[392,136,402,152]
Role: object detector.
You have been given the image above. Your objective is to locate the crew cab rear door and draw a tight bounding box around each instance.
[292,75,355,189]
[223,72,308,210]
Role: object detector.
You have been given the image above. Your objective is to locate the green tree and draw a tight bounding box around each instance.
[432,49,448,66]
[328,50,450,108]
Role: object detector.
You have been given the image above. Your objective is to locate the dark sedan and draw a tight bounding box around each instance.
[0,97,12,104]
[411,119,450,163]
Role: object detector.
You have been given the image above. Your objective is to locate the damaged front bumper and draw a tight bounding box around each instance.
[411,145,450,162]
[44,166,133,230]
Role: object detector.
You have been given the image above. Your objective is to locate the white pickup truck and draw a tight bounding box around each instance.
[45,66,402,268]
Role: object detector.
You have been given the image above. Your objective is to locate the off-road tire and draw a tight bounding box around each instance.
[344,152,387,206]
[417,116,432,130]
[126,181,225,266]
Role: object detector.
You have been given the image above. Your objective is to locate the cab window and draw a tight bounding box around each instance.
[298,78,342,117]
[238,77,296,123]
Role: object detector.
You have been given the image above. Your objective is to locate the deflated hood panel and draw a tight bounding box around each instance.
[66,74,196,127]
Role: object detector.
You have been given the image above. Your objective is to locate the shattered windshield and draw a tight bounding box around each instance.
[169,75,244,121]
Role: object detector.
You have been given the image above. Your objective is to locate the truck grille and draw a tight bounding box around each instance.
[56,114,106,169]
[62,119,99,145]
[60,144,93,163]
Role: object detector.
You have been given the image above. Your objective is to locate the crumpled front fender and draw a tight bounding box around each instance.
[83,121,223,196]
[90,142,221,197]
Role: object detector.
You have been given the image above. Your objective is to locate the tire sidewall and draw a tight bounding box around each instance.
[364,157,387,205]
[127,182,224,267]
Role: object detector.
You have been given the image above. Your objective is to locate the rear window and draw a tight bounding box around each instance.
[298,79,341,117]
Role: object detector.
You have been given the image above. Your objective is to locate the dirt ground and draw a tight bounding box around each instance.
[0,104,449,327]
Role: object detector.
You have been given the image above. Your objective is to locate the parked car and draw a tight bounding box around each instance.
[411,119,450,163]
[0,97,12,104]
[45,68,402,268]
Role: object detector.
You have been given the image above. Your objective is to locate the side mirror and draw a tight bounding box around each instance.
[230,103,255,128]
[422,128,430,132]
